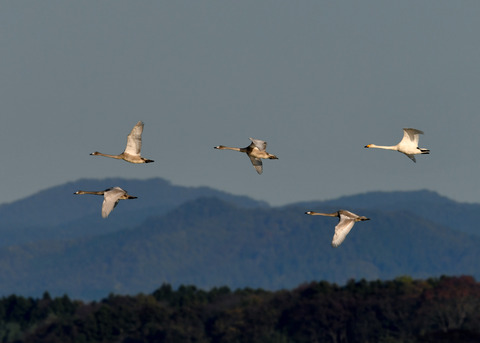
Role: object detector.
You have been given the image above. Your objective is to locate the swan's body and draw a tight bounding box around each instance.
[74,187,137,218]
[305,210,370,247]
[90,121,154,164]
[364,128,430,162]
[214,137,278,174]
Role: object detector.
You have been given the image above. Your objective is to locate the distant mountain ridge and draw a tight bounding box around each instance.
[290,189,480,236]
[0,177,267,246]
[0,178,478,300]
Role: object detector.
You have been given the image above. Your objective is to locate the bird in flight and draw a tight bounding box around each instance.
[74,187,137,218]
[214,137,278,174]
[305,210,370,247]
[364,128,430,162]
[90,121,154,163]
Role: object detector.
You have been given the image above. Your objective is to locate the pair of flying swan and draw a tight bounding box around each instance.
[215,128,429,175]
[75,121,152,218]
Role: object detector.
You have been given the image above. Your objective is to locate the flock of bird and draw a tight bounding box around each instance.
[74,122,429,247]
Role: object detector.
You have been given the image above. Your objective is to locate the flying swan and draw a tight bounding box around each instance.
[364,128,430,162]
[214,137,278,174]
[305,210,370,247]
[74,187,137,218]
[90,121,154,163]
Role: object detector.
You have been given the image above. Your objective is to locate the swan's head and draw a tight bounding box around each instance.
[90,151,100,155]
[364,144,372,148]
[214,145,224,149]
[268,154,278,160]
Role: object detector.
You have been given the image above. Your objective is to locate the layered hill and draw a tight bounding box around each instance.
[292,189,480,237]
[0,177,267,246]
[0,180,478,299]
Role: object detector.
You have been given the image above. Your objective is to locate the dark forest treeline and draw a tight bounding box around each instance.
[1,276,480,343]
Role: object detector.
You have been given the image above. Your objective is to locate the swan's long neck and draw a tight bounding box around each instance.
[74,190,105,196]
[366,144,398,151]
[215,146,246,153]
[91,152,123,159]
[305,211,338,217]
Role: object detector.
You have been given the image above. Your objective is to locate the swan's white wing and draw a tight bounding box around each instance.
[249,138,267,151]
[101,187,125,218]
[338,210,359,219]
[124,121,144,156]
[248,155,263,174]
[331,217,355,247]
[401,128,423,146]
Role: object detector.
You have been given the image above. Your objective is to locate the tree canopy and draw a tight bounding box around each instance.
[0,276,479,342]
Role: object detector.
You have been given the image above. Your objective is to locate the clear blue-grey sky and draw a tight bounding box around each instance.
[1,1,479,206]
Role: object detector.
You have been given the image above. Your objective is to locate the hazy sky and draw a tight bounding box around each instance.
[1,1,480,207]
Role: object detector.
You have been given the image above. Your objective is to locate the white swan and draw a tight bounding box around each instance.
[90,121,154,164]
[305,210,370,247]
[74,187,137,218]
[364,128,430,162]
[214,137,278,174]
